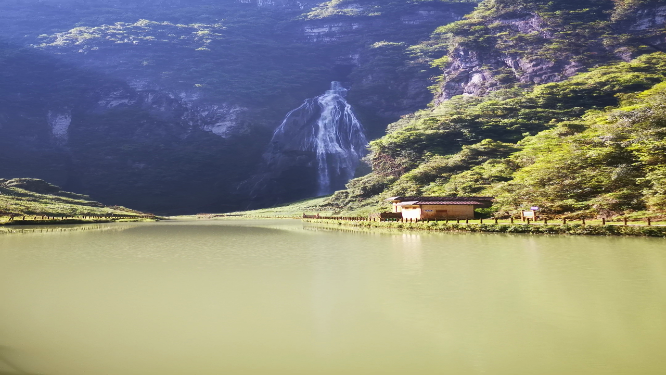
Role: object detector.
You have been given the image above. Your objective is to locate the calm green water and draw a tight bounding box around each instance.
[0,220,665,375]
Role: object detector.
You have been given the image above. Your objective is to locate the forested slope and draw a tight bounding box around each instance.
[3,0,666,216]
[0,0,477,213]
[318,0,666,217]
[421,0,666,100]
[0,178,145,218]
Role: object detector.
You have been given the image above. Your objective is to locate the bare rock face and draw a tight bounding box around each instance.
[435,12,560,101]
[294,3,475,135]
[627,5,666,31]
[435,4,666,102]
[1,0,479,213]
[623,5,666,52]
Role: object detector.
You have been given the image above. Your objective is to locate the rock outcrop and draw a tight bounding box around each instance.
[433,1,666,101]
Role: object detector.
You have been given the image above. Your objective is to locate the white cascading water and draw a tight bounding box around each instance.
[269,81,367,196]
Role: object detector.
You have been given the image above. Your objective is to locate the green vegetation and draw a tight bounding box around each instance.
[0,0,480,214]
[220,196,333,218]
[411,0,666,98]
[309,52,666,218]
[372,52,666,159]
[19,0,478,106]
[0,178,149,222]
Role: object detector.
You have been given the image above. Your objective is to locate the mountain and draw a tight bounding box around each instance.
[3,0,666,217]
[0,0,476,214]
[426,0,666,100]
[317,0,666,217]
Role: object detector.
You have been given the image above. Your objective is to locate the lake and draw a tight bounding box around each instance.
[0,220,664,375]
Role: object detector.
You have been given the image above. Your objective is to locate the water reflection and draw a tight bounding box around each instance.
[394,233,423,273]
[0,223,135,236]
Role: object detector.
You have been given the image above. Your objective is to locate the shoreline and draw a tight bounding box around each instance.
[6,214,665,237]
[303,218,666,237]
[0,217,160,226]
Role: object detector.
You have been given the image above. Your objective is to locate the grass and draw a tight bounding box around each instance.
[0,178,153,225]
[204,196,334,219]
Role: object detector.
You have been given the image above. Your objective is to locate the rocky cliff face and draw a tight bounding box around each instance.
[248,81,368,206]
[295,2,475,137]
[6,0,665,213]
[0,45,266,214]
[432,1,666,101]
[88,84,252,140]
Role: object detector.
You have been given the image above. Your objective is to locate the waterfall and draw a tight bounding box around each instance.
[267,81,367,196]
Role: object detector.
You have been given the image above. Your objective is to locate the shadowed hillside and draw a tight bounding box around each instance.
[0,178,146,218]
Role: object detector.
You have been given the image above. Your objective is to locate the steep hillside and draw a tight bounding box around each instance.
[419,0,666,100]
[0,178,146,218]
[0,41,264,214]
[0,0,476,213]
[320,51,666,217]
[4,0,666,216]
[304,0,666,218]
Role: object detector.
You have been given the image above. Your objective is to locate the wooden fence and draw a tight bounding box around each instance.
[303,215,661,226]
